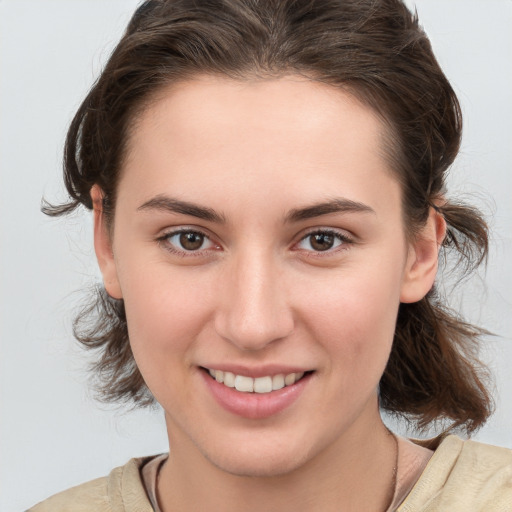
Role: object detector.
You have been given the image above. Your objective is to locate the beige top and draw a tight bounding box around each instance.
[141,453,167,512]
[28,435,512,512]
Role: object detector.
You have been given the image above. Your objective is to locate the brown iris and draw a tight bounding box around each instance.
[179,232,204,250]
[309,233,335,251]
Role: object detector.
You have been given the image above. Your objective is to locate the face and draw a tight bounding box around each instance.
[94,76,439,477]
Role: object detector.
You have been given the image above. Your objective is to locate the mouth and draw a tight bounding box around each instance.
[200,366,314,419]
[202,367,312,394]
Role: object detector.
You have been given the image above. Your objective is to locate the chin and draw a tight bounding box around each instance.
[207,450,310,478]
[198,433,317,478]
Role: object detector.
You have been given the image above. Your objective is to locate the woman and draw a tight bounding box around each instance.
[28,0,511,510]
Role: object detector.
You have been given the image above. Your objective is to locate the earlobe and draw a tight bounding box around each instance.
[91,185,123,299]
[400,208,446,304]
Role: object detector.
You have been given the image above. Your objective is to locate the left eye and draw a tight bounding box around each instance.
[164,230,216,252]
[296,231,349,252]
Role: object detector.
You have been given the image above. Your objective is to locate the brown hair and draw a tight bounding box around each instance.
[44,0,492,433]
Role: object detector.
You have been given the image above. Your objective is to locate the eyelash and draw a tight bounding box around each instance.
[157,228,354,257]
[157,228,219,257]
[296,229,354,256]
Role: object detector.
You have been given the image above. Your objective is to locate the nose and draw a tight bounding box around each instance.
[214,249,294,351]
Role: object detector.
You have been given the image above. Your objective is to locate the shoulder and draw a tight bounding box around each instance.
[27,475,111,512]
[399,435,512,512]
[27,457,156,512]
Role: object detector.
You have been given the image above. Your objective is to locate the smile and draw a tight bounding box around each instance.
[205,368,307,394]
[201,367,313,419]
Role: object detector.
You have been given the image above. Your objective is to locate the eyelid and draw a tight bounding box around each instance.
[293,227,354,254]
[157,226,221,256]
[155,225,354,258]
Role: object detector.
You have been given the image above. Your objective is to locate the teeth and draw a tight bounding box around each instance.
[235,375,254,392]
[284,373,296,386]
[223,371,235,387]
[254,376,272,393]
[207,368,306,394]
[272,374,285,390]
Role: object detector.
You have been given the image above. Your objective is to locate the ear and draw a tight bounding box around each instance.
[400,207,446,303]
[91,185,123,299]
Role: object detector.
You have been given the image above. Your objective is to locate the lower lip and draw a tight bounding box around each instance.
[201,370,312,420]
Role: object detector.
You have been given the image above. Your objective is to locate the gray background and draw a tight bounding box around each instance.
[1,1,511,510]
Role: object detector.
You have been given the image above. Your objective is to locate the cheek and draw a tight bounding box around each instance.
[298,263,403,375]
[117,260,217,377]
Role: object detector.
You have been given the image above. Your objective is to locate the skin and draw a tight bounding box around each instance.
[92,76,445,512]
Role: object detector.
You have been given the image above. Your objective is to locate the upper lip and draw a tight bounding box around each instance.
[200,364,312,378]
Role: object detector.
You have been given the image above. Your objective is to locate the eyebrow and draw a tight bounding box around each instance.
[137,195,375,224]
[137,195,226,223]
[285,198,375,223]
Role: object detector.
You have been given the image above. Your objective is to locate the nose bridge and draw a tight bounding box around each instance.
[215,245,294,351]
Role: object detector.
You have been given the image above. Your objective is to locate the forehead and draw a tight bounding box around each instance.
[128,74,387,160]
[120,75,400,217]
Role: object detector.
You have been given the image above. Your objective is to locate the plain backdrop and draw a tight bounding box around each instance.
[1,1,511,510]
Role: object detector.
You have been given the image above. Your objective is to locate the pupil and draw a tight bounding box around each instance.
[311,233,334,251]
[180,232,203,250]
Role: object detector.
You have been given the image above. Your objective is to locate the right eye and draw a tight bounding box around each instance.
[159,229,218,255]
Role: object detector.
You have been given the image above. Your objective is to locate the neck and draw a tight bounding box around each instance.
[157,411,397,512]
